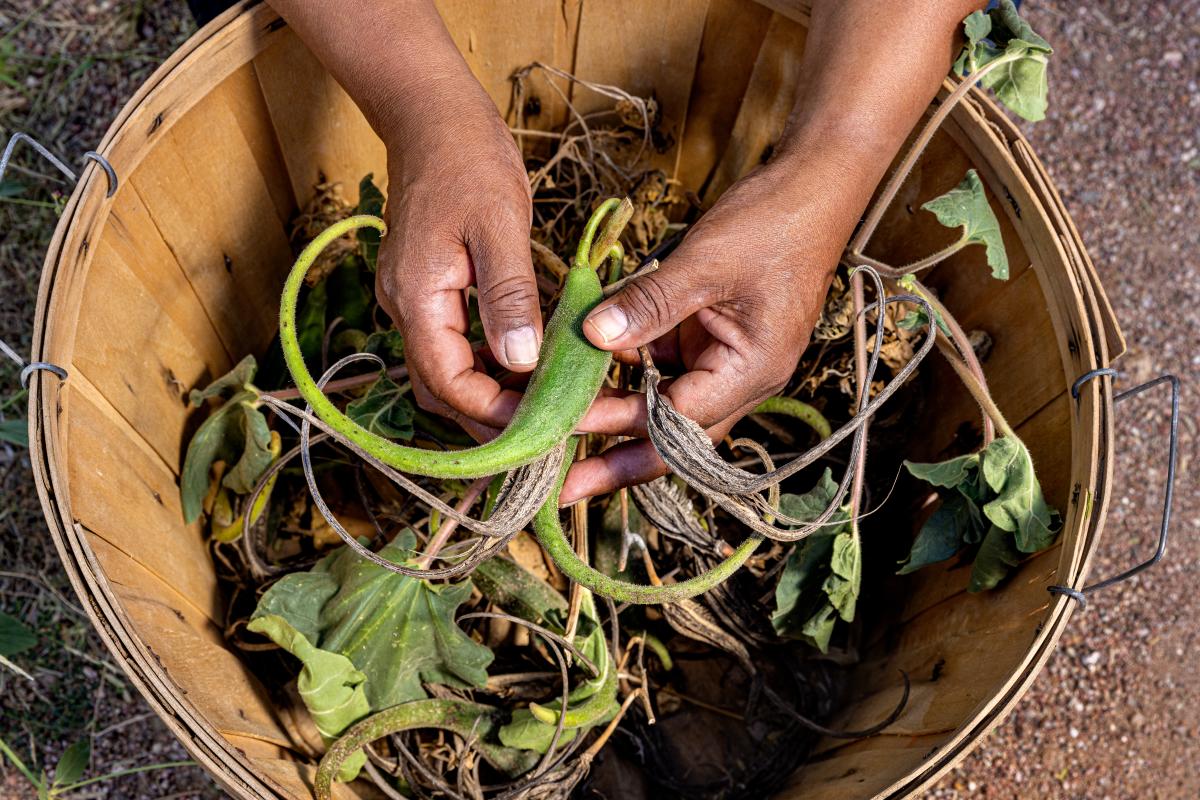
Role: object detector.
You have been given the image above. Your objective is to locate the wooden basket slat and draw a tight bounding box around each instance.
[435,0,568,128]
[252,29,387,209]
[101,187,234,373]
[703,11,809,203]
[572,0,711,173]
[87,537,296,749]
[66,381,223,623]
[72,243,222,469]
[128,81,295,360]
[674,0,774,193]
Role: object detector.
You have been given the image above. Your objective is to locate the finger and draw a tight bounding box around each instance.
[466,205,544,372]
[382,232,524,428]
[559,413,741,505]
[582,257,716,352]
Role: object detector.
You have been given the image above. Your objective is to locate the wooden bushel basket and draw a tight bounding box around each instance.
[27,1,1126,797]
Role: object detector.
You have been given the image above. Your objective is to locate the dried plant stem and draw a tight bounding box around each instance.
[849,271,870,531]
[849,54,1016,255]
[884,272,996,444]
[563,439,591,647]
[261,364,408,401]
[416,475,493,570]
[941,346,1016,440]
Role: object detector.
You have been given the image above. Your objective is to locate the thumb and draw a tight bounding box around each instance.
[468,210,544,372]
[582,261,714,351]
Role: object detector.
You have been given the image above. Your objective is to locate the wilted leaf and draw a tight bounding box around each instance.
[904,453,979,489]
[800,604,838,653]
[246,615,369,781]
[188,355,257,407]
[0,419,27,449]
[979,436,1059,552]
[897,494,974,574]
[968,525,1022,592]
[900,436,1060,589]
[824,531,861,622]
[356,174,385,270]
[922,170,1009,279]
[181,392,273,523]
[954,0,1052,121]
[52,739,90,787]
[0,612,36,657]
[252,531,492,712]
[346,376,414,440]
[777,468,847,529]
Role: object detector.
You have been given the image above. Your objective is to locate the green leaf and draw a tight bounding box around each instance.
[297,279,328,369]
[472,556,568,631]
[800,604,838,653]
[824,531,861,622]
[252,531,493,712]
[331,328,368,357]
[356,175,385,270]
[771,528,836,639]
[362,330,405,365]
[0,612,36,657]
[979,437,1059,552]
[498,709,579,754]
[188,355,257,407]
[954,0,1052,122]
[904,452,979,488]
[180,392,273,523]
[52,739,90,787]
[220,403,274,494]
[246,615,369,781]
[346,376,414,440]
[922,170,1009,279]
[326,255,373,330]
[897,494,974,574]
[0,419,27,448]
[968,525,1022,592]
[777,468,849,529]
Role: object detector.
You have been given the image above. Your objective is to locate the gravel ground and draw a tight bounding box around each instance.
[0,1,1195,799]
[931,1,1200,798]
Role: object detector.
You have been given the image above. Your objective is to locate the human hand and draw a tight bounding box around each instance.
[373,74,542,433]
[561,154,861,504]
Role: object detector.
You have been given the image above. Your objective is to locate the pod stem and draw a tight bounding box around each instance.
[535,442,764,604]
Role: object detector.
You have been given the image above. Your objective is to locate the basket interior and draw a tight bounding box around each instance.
[45,3,1089,798]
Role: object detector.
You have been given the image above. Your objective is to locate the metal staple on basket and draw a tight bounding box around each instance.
[0,131,121,391]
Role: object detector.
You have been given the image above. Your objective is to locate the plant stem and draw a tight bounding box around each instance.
[891,274,996,444]
[848,54,1016,256]
[261,364,408,401]
[942,345,1016,440]
[59,761,198,792]
[415,474,492,570]
[848,270,869,532]
[563,440,590,645]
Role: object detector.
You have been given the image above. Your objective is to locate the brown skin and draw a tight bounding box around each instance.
[271,0,983,503]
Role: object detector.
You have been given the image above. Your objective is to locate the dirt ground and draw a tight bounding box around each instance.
[0,1,1195,798]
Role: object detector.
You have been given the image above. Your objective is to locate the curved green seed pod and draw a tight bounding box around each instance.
[753,395,832,440]
[279,215,613,479]
[315,698,536,798]
[534,441,764,604]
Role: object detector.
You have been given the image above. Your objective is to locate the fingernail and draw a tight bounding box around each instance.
[585,306,629,344]
[504,325,539,366]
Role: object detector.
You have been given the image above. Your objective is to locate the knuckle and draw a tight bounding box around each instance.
[479,272,538,320]
[620,275,674,328]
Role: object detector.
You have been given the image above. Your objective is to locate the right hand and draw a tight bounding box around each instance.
[374,73,542,433]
